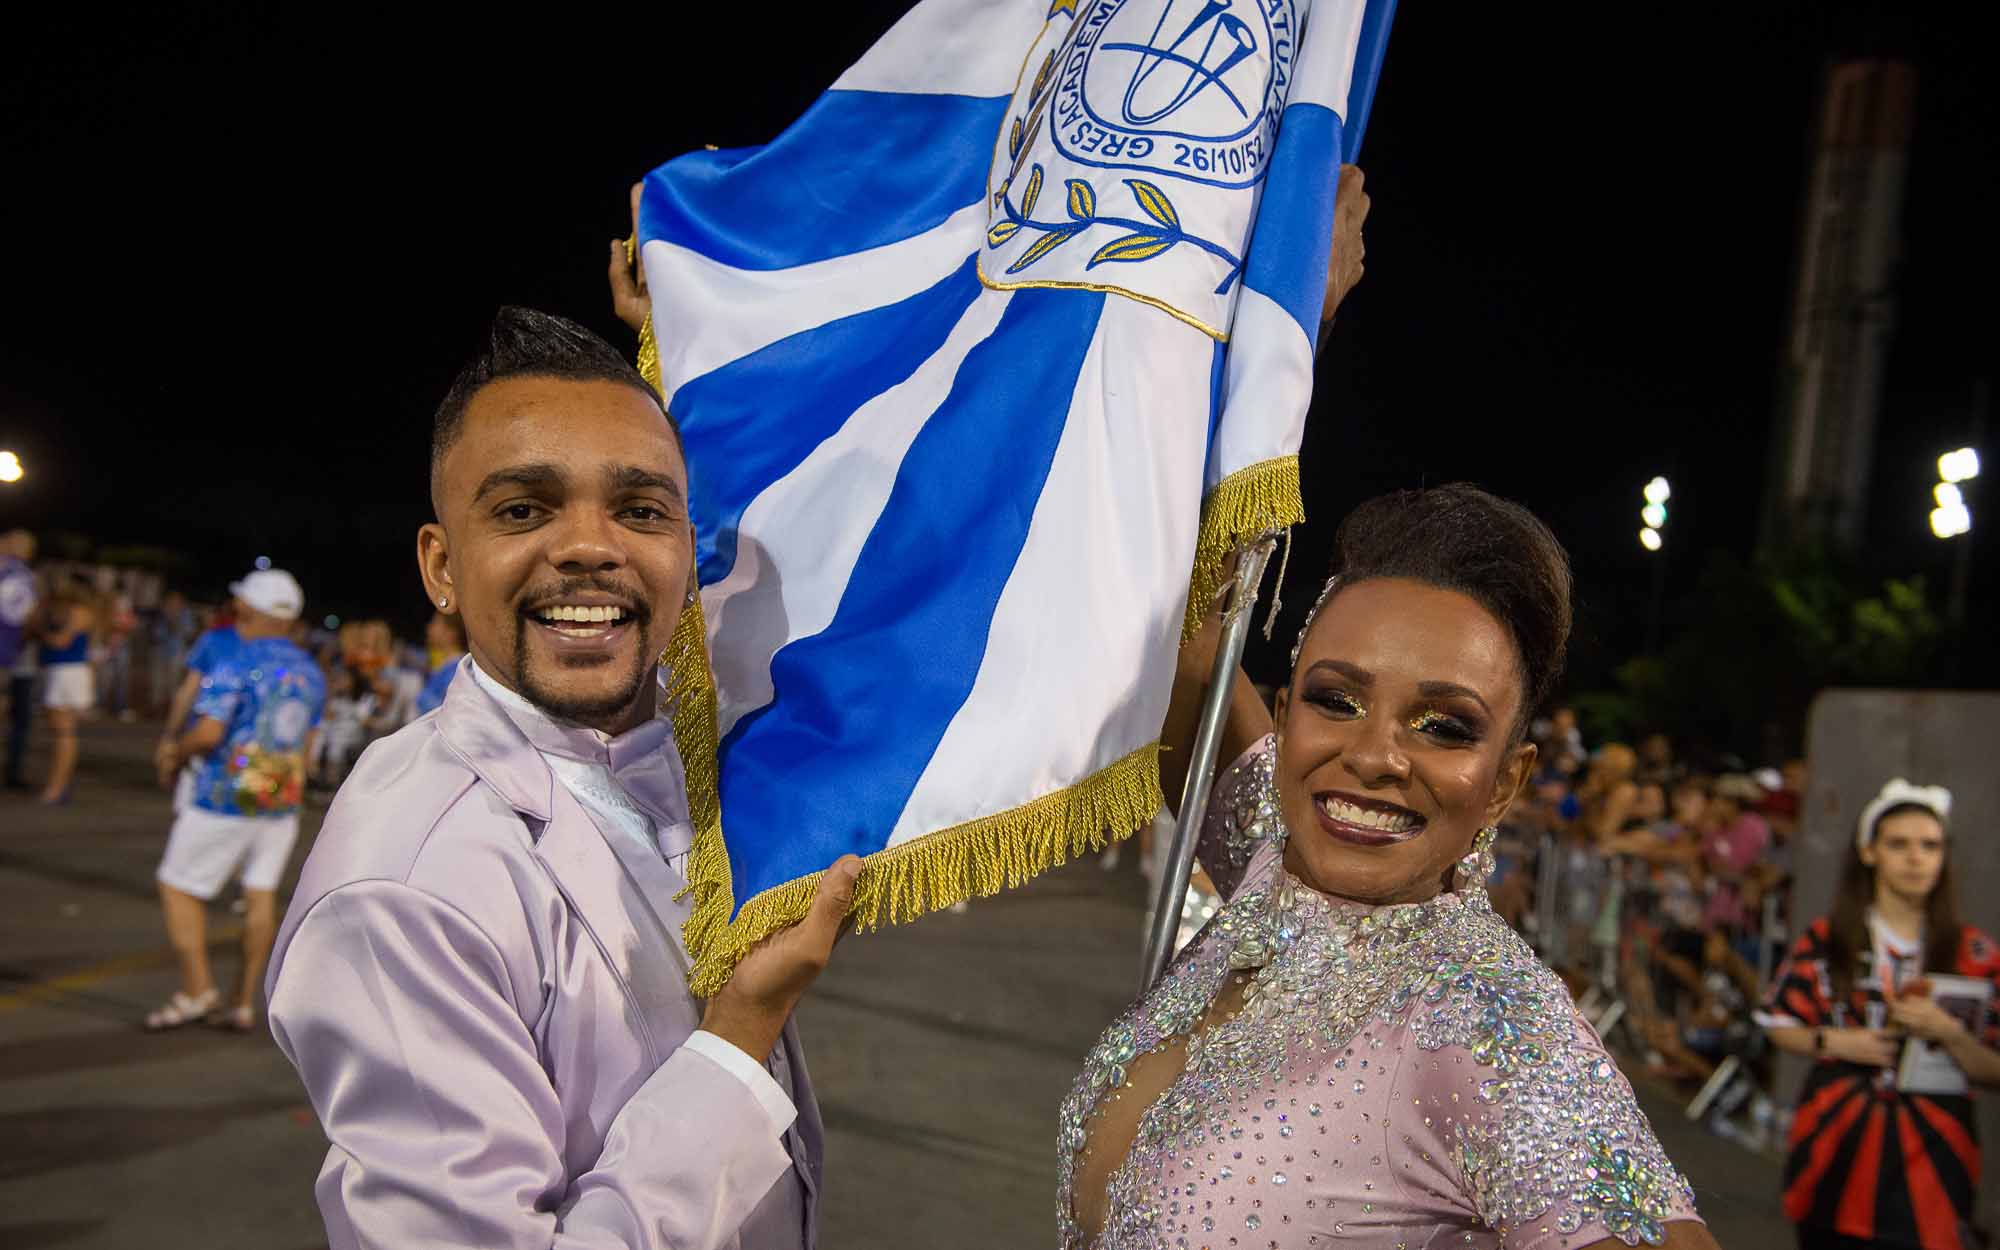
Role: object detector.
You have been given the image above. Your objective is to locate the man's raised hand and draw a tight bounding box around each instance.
[698,854,863,1063]
[609,181,650,334]
[1321,164,1370,326]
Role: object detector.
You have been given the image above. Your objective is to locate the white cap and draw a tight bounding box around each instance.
[1857,777,1952,850]
[229,568,304,621]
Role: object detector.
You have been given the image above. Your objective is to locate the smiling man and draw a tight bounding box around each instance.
[266,307,858,1250]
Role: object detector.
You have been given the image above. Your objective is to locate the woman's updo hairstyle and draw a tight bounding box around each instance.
[1311,483,1572,733]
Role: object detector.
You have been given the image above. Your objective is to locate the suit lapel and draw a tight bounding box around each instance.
[437,666,704,1059]
[531,786,703,1057]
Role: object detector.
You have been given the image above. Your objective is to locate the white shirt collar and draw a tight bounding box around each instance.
[469,659,672,864]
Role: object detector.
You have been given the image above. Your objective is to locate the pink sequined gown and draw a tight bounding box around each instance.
[1057,739,1703,1249]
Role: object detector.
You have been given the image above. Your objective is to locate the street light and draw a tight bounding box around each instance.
[1930,457,1975,541]
[1931,479,1972,539]
[1638,476,1670,553]
[0,450,20,484]
[1931,439,1980,629]
[1939,448,1982,484]
[1638,474,1672,651]
[1931,505,1972,539]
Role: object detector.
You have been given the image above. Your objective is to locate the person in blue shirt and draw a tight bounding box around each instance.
[34,580,95,804]
[146,568,326,1032]
[0,529,39,791]
[413,608,467,717]
[154,608,244,807]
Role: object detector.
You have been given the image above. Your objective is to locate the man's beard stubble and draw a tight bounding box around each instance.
[508,586,657,729]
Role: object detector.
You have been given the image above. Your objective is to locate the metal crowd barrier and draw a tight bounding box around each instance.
[1506,835,1788,1143]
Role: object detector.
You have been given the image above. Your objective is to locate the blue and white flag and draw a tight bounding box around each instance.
[639,0,1395,991]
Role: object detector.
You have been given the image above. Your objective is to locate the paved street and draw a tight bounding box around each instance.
[0,719,1790,1248]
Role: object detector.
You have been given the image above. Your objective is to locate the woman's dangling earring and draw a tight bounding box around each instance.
[1454,825,1498,893]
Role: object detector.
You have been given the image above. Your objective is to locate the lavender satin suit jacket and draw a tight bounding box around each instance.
[267,663,822,1249]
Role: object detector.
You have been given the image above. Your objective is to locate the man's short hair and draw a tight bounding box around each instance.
[430,306,681,511]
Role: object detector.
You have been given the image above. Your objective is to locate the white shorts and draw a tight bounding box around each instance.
[42,663,94,711]
[171,765,194,814]
[156,806,302,900]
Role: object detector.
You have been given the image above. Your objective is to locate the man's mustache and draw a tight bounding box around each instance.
[517,578,655,626]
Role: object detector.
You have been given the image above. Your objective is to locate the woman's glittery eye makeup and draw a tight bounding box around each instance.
[1410,709,1480,744]
[1304,688,1365,719]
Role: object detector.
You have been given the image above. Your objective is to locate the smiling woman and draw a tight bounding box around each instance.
[1058,484,1719,1250]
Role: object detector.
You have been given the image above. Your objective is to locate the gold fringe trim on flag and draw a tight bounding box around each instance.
[679,741,1163,997]
[636,312,661,394]
[640,310,1293,993]
[636,308,723,865]
[660,589,722,847]
[1181,455,1304,644]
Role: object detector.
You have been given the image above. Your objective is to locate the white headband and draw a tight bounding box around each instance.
[1857,777,1952,850]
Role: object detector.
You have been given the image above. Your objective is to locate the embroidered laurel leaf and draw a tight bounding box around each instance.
[1087,232,1176,267]
[1005,226,1079,274]
[1010,112,1044,182]
[986,220,1022,247]
[1021,100,1047,157]
[1009,117,1024,160]
[1032,49,1056,100]
[1066,179,1096,221]
[1021,165,1044,217]
[1126,179,1179,230]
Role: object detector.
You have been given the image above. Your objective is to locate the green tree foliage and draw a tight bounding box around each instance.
[1575,543,1942,756]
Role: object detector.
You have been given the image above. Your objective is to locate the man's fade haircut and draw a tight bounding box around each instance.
[429,306,681,513]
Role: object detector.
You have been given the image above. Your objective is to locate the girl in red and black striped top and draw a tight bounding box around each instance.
[1757,779,2000,1250]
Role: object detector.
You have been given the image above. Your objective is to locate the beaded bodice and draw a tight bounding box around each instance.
[1056,741,1698,1249]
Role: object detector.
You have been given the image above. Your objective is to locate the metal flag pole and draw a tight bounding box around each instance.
[1139,534,1278,990]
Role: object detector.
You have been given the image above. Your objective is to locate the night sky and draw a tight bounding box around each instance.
[2,1,1991,689]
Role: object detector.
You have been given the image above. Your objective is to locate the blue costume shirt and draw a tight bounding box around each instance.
[414,655,461,717]
[189,636,326,817]
[187,625,242,676]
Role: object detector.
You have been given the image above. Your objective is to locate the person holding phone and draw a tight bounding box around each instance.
[1757,778,2000,1250]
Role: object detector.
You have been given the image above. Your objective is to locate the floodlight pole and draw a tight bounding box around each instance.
[1140,534,1278,991]
[1645,546,1668,654]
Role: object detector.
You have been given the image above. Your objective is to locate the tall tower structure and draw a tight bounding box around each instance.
[1766,60,1915,547]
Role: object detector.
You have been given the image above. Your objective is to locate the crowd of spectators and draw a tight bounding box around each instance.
[0,538,468,802]
[1489,708,1804,1144]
